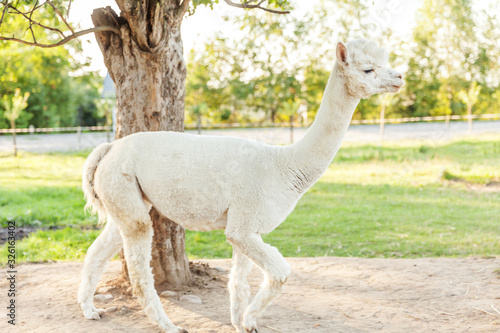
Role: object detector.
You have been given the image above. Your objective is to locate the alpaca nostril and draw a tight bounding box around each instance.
[395,74,402,79]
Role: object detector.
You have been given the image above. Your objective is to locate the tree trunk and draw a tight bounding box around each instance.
[10,119,17,157]
[379,104,386,141]
[91,1,191,287]
[467,105,473,133]
[271,108,277,124]
[197,115,202,135]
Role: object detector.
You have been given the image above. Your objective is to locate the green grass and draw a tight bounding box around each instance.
[11,228,102,262]
[0,135,499,263]
[264,183,499,258]
[0,150,97,227]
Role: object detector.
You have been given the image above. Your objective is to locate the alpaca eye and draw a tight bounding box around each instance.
[364,69,374,74]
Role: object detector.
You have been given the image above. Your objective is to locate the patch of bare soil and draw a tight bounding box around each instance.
[476,181,500,193]
[440,173,500,193]
[0,226,40,245]
[1,257,500,333]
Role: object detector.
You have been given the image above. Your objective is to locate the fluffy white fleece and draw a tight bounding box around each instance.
[78,39,404,333]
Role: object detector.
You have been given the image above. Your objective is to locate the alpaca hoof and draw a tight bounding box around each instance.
[82,303,105,320]
[83,309,101,320]
[242,316,258,333]
[243,325,258,333]
[177,327,188,333]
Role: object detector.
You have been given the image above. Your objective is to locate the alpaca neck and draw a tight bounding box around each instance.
[284,63,360,188]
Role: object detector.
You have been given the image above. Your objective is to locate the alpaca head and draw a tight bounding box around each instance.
[336,39,404,99]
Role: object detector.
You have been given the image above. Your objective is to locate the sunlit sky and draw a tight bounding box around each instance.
[68,0,423,76]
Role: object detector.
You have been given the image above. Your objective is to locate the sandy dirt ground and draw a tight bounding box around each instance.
[1,257,500,333]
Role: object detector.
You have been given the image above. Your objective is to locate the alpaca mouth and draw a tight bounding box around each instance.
[389,84,403,91]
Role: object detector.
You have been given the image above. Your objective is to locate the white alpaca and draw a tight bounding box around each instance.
[77,40,403,333]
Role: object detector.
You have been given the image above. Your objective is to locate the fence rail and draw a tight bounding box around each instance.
[183,113,500,129]
[350,113,500,125]
[1,114,499,134]
[0,125,112,134]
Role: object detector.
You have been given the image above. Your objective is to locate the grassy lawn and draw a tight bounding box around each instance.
[1,134,499,263]
[0,151,96,226]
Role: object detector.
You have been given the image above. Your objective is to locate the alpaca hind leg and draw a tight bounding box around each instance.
[78,219,123,320]
[226,233,290,333]
[120,220,187,333]
[229,247,253,332]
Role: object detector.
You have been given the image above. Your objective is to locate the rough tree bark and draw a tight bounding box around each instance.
[91,0,191,287]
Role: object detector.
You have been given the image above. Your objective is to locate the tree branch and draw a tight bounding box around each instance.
[28,1,38,44]
[0,0,8,26]
[67,0,72,20]
[11,1,44,15]
[175,0,191,23]
[45,0,74,33]
[223,0,290,14]
[0,25,121,48]
[7,3,65,37]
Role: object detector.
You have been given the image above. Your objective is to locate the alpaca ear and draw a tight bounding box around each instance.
[336,42,349,66]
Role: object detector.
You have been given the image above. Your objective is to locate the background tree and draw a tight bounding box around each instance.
[184,0,499,125]
[95,99,115,141]
[0,5,101,129]
[458,82,480,133]
[185,47,234,125]
[402,0,496,119]
[2,1,499,132]
[1,88,29,156]
[186,13,304,125]
[0,0,291,287]
[377,93,394,141]
[185,0,395,123]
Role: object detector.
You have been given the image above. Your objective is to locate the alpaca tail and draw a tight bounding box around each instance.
[82,142,113,224]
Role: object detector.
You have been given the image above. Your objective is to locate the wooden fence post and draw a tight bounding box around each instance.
[77,126,82,151]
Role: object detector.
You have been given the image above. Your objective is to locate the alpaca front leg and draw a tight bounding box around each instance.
[229,247,253,332]
[78,219,122,320]
[227,233,291,333]
[120,223,187,333]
